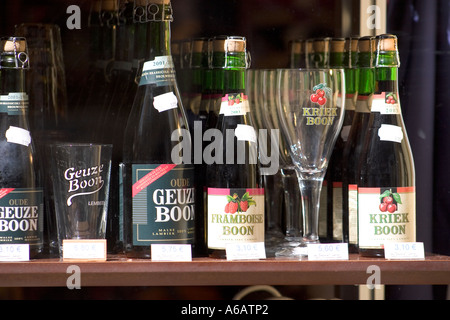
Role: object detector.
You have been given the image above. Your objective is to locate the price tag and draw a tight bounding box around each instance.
[0,244,29,261]
[62,239,107,261]
[384,242,425,260]
[226,242,266,261]
[307,243,349,261]
[151,244,192,262]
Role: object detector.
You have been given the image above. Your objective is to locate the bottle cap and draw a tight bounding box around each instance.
[312,37,330,53]
[375,34,400,67]
[358,36,376,53]
[0,37,29,69]
[290,39,305,54]
[213,36,246,53]
[330,38,345,52]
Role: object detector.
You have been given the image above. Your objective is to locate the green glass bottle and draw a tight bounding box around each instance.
[342,36,375,252]
[0,37,44,258]
[357,34,416,257]
[205,36,264,259]
[122,0,194,259]
[289,39,306,68]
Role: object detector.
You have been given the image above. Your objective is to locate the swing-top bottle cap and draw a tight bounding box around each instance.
[213,36,246,53]
[358,36,376,53]
[312,37,330,53]
[290,39,305,54]
[330,38,345,52]
[0,37,29,69]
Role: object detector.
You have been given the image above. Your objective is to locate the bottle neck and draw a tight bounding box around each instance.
[143,3,173,61]
[212,51,247,93]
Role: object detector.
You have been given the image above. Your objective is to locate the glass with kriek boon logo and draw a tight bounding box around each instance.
[50,143,112,257]
[276,69,345,257]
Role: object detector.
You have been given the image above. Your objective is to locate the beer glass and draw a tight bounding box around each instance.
[276,68,345,257]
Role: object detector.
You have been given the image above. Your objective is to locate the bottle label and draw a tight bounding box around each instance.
[131,164,195,245]
[348,184,358,245]
[358,186,416,250]
[207,188,264,250]
[332,182,343,241]
[153,92,178,112]
[0,92,29,115]
[355,95,372,113]
[0,188,44,246]
[139,56,176,87]
[371,92,400,114]
[378,124,403,143]
[219,93,249,116]
[5,126,31,147]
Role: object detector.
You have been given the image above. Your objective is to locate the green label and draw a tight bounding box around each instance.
[0,188,44,246]
[139,56,176,87]
[132,164,195,245]
[0,93,29,115]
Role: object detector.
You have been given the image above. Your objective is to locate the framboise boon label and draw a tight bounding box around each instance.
[219,93,250,116]
[0,188,44,247]
[207,188,264,250]
[358,186,416,250]
[139,55,176,87]
[132,164,195,245]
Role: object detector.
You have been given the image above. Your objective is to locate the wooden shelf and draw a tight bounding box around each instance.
[0,253,449,287]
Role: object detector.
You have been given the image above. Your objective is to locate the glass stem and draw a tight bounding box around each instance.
[296,172,323,243]
[281,166,302,240]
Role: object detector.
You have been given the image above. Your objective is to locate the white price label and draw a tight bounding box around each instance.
[384,242,425,260]
[0,244,29,261]
[62,239,107,261]
[307,243,349,261]
[226,242,266,261]
[151,244,192,262]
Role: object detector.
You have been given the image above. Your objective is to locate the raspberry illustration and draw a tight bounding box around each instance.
[228,201,239,214]
[240,200,249,212]
[224,202,230,213]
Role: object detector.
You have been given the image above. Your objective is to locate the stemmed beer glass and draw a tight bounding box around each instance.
[276,68,345,257]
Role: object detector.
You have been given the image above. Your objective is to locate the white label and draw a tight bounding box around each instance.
[5,126,31,147]
[219,93,249,116]
[384,242,425,260]
[142,56,174,71]
[0,244,29,261]
[226,242,266,261]
[307,243,349,261]
[62,239,107,261]
[151,244,192,261]
[235,124,257,143]
[371,93,401,114]
[153,92,178,112]
[378,124,403,143]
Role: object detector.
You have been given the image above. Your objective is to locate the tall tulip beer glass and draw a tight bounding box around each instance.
[277,68,345,257]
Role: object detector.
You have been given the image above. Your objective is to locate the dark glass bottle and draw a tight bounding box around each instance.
[357,34,416,257]
[205,36,264,259]
[328,37,347,243]
[122,0,194,259]
[289,39,306,68]
[0,37,44,258]
[342,36,375,253]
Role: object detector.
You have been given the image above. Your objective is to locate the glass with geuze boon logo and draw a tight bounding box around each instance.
[50,143,112,256]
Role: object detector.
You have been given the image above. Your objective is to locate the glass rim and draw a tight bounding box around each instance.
[49,142,113,148]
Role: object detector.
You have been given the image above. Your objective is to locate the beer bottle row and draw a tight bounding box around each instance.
[290,36,416,256]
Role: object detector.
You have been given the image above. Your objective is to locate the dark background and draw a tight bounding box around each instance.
[0,0,448,300]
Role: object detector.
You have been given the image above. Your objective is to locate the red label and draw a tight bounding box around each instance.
[132,164,176,198]
[0,188,15,199]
